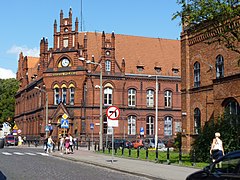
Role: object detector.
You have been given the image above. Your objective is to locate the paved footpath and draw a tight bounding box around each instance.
[50,147,199,180]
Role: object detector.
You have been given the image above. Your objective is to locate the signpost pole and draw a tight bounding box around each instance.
[111,127,114,163]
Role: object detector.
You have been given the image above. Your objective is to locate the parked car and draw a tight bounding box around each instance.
[107,139,133,149]
[5,135,18,146]
[186,150,240,180]
[144,138,166,149]
[132,139,145,149]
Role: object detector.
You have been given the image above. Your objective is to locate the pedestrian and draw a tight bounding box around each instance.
[43,137,48,153]
[59,135,65,154]
[65,134,70,154]
[210,132,224,162]
[69,133,74,153]
[47,135,54,153]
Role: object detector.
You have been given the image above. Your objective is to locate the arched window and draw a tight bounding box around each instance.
[128,115,136,135]
[105,60,111,72]
[164,116,172,136]
[216,55,224,79]
[54,88,60,105]
[146,89,154,107]
[69,87,75,105]
[128,88,136,106]
[194,62,200,87]
[146,116,154,135]
[164,90,172,108]
[104,87,112,106]
[223,98,240,115]
[62,87,67,105]
[194,108,201,134]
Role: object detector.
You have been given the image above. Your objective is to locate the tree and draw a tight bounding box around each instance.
[173,0,240,54]
[0,78,19,126]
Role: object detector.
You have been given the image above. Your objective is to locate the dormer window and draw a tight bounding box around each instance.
[136,65,144,72]
[172,68,179,74]
[154,66,162,73]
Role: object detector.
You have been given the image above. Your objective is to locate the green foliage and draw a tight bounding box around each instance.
[191,113,240,162]
[173,0,240,54]
[0,78,19,125]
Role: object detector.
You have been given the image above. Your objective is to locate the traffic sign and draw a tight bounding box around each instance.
[90,123,94,130]
[106,106,120,120]
[45,126,50,132]
[107,117,118,127]
[61,119,69,128]
[140,127,144,135]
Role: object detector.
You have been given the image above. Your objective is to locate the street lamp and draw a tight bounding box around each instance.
[155,75,158,149]
[79,57,103,150]
[34,86,48,138]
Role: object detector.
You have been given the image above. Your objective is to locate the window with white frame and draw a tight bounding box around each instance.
[146,89,154,107]
[216,55,224,79]
[146,116,154,135]
[128,88,136,106]
[69,87,75,105]
[62,87,67,105]
[164,116,172,136]
[194,108,201,134]
[105,60,111,72]
[194,61,200,87]
[175,122,182,133]
[164,90,172,108]
[128,115,136,135]
[104,87,112,106]
[54,88,60,105]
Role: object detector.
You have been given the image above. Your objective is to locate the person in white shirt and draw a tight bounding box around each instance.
[210,132,224,162]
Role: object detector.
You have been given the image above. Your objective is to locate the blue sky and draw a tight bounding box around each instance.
[0,0,181,79]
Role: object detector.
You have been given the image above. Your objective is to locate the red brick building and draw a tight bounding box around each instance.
[14,9,181,143]
[181,16,240,151]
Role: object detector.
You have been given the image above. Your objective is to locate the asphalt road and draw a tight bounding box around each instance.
[0,146,150,180]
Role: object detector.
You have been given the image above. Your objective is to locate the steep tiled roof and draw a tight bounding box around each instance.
[78,32,181,76]
[27,56,39,80]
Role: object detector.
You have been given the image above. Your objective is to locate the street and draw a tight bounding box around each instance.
[0,146,149,180]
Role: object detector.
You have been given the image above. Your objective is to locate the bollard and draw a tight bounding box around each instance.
[137,147,140,158]
[98,143,100,151]
[192,149,196,166]
[94,143,97,151]
[146,147,148,159]
[76,139,79,150]
[122,147,124,156]
[179,147,182,164]
[155,148,158,161]
[88,140,90,151]
[114,148,117,155]
[129,148,131,157]
[58,141,60,151]
[167,147,170,164]
[103,146,105,153]
[108,147,111,154]
[28,140,30,147]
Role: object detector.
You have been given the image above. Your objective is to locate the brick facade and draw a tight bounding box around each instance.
[14,9,181,143]
[181,16,240,152]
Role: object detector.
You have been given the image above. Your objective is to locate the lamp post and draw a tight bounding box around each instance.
[79,57,103,150]
[155,75,158,149]
[34,86,48,138]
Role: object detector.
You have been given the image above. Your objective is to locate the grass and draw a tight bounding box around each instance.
[99,148,209,169]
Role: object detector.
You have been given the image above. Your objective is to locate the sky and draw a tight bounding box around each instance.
[0,0,182,79]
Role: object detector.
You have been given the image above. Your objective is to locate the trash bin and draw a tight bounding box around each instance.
[0,138,4,148]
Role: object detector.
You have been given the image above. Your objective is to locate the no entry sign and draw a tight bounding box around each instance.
[106,106,120,120]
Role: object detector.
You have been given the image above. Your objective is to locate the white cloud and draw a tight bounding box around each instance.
[0,67,16,79]
[7,45,39,57]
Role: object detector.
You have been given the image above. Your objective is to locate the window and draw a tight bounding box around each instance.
[128,89,136,107]
[164,116,172,136]
[164,90,172,108]
[224,98,240,115]
[105,60,111,72]
[194,62,200,87]
[62,87,67,105]
[194,108,201,134]
[54,88,60,105]
[146,90,154,107]
[128,116,136,135]
[216,55,224,79]
[69,87,75,105]
[146,116,154,135]
[175,122,182,133]
[104,87,112,106]
[103,115,108,134]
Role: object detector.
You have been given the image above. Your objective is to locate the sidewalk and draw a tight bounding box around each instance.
[51,147,199,180]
